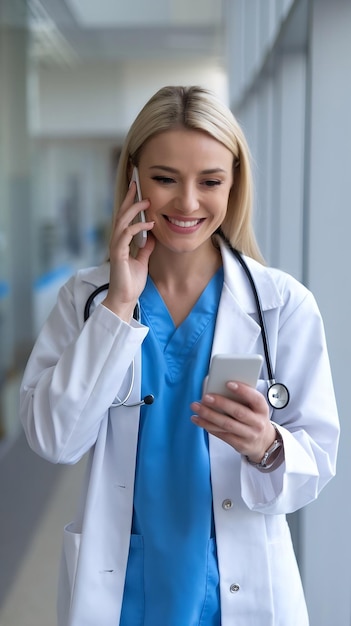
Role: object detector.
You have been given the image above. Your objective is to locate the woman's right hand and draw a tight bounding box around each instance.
[102,181,155,321]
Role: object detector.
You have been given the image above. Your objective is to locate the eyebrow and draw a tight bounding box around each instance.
[149,165,227,175]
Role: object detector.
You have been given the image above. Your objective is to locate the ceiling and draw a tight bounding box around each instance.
[26,0,225,66]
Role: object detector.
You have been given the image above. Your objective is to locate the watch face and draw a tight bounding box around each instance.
[261,439,282,467]
[246,429,283,469]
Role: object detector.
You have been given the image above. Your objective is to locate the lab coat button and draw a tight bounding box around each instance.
[230,583,240,593]
[222,499,233,510]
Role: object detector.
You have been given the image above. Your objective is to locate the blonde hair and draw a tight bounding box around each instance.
[113,85,264,262]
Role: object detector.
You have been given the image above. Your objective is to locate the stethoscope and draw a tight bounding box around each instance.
[217,231,289,409]
[84,289,154,408]
[83,232,290,410]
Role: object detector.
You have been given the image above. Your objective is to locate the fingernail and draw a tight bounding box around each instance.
[204,394,215,403]
[227,382,238,390]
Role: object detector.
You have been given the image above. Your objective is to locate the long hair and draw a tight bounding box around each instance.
[113,85,264,262]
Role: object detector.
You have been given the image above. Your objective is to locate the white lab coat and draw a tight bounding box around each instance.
[20,241,339,626]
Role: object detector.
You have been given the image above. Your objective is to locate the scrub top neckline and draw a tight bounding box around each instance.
[140,267,224,383]
[141,268,223,347]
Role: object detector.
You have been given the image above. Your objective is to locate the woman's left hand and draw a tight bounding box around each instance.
[190,382,276,463]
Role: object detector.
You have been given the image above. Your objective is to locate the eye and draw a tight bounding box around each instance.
[202,179,222,188]
[152,175,175,185]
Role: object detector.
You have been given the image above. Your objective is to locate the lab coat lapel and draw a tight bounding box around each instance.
[212,243,259,357]
[212,282,261,356]
[212,240,283,357]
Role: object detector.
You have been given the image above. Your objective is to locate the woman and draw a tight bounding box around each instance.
[20,86,339,626]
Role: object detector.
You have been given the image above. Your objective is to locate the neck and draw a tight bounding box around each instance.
[148,240,221,289]
[148,240,222,327]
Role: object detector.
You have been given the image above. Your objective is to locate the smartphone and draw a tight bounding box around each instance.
[205,354,263,398]
[131,167,147,248]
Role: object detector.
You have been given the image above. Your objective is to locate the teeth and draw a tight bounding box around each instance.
[167,217,200,227]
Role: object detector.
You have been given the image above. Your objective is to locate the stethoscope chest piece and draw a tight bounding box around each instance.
[267,382,289,410]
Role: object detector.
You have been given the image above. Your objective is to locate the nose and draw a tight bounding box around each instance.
[174,182,199,214]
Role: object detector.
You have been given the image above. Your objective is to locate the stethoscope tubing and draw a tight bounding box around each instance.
[84,283,109,323]
[84,284,147,407]
[216,230,274,381]
[216,230,289,409]
[83,284,140,324]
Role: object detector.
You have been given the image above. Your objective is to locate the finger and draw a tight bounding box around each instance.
[202,384,268,422]
[128,218,155,240]
[191,409,265,457]
[114,200,151,235]
[191,396,268,448]
[110,185,135,231]
[200,393,252,424]
[135,231,156,261]
[113,183,150,227]
[192,412,240,435]
[226,381,268,412]
[110,206,153,254]
[191,413,251,453]
[191,401,247,434]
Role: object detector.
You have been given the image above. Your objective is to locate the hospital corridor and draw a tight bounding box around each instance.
[0,1,350,624]
[0,438,86,626]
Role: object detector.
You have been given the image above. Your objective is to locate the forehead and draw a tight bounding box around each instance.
[139,128,233,167]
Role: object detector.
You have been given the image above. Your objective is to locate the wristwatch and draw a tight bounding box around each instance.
[246,425,283,470]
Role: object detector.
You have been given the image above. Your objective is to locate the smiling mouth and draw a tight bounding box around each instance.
[165,216,203,228]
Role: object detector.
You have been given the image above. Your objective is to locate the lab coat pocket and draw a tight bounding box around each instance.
[62,522,81,591]
[119,534,145,626]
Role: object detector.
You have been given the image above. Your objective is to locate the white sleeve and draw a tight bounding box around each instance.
[240,288,340,514]
[20,277,148,465]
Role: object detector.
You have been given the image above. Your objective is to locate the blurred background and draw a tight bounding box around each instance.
[0,0,350,624]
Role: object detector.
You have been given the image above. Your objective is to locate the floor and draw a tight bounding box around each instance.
[0,458,86,626]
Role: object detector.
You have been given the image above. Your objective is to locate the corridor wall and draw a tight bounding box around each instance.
[223,1,351,623]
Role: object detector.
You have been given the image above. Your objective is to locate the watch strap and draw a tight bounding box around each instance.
[246,425,283,470]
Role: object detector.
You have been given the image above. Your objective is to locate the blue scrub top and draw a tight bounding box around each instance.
[120,268,223,626]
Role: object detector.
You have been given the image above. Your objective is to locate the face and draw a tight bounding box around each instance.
[137,128,234,255]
